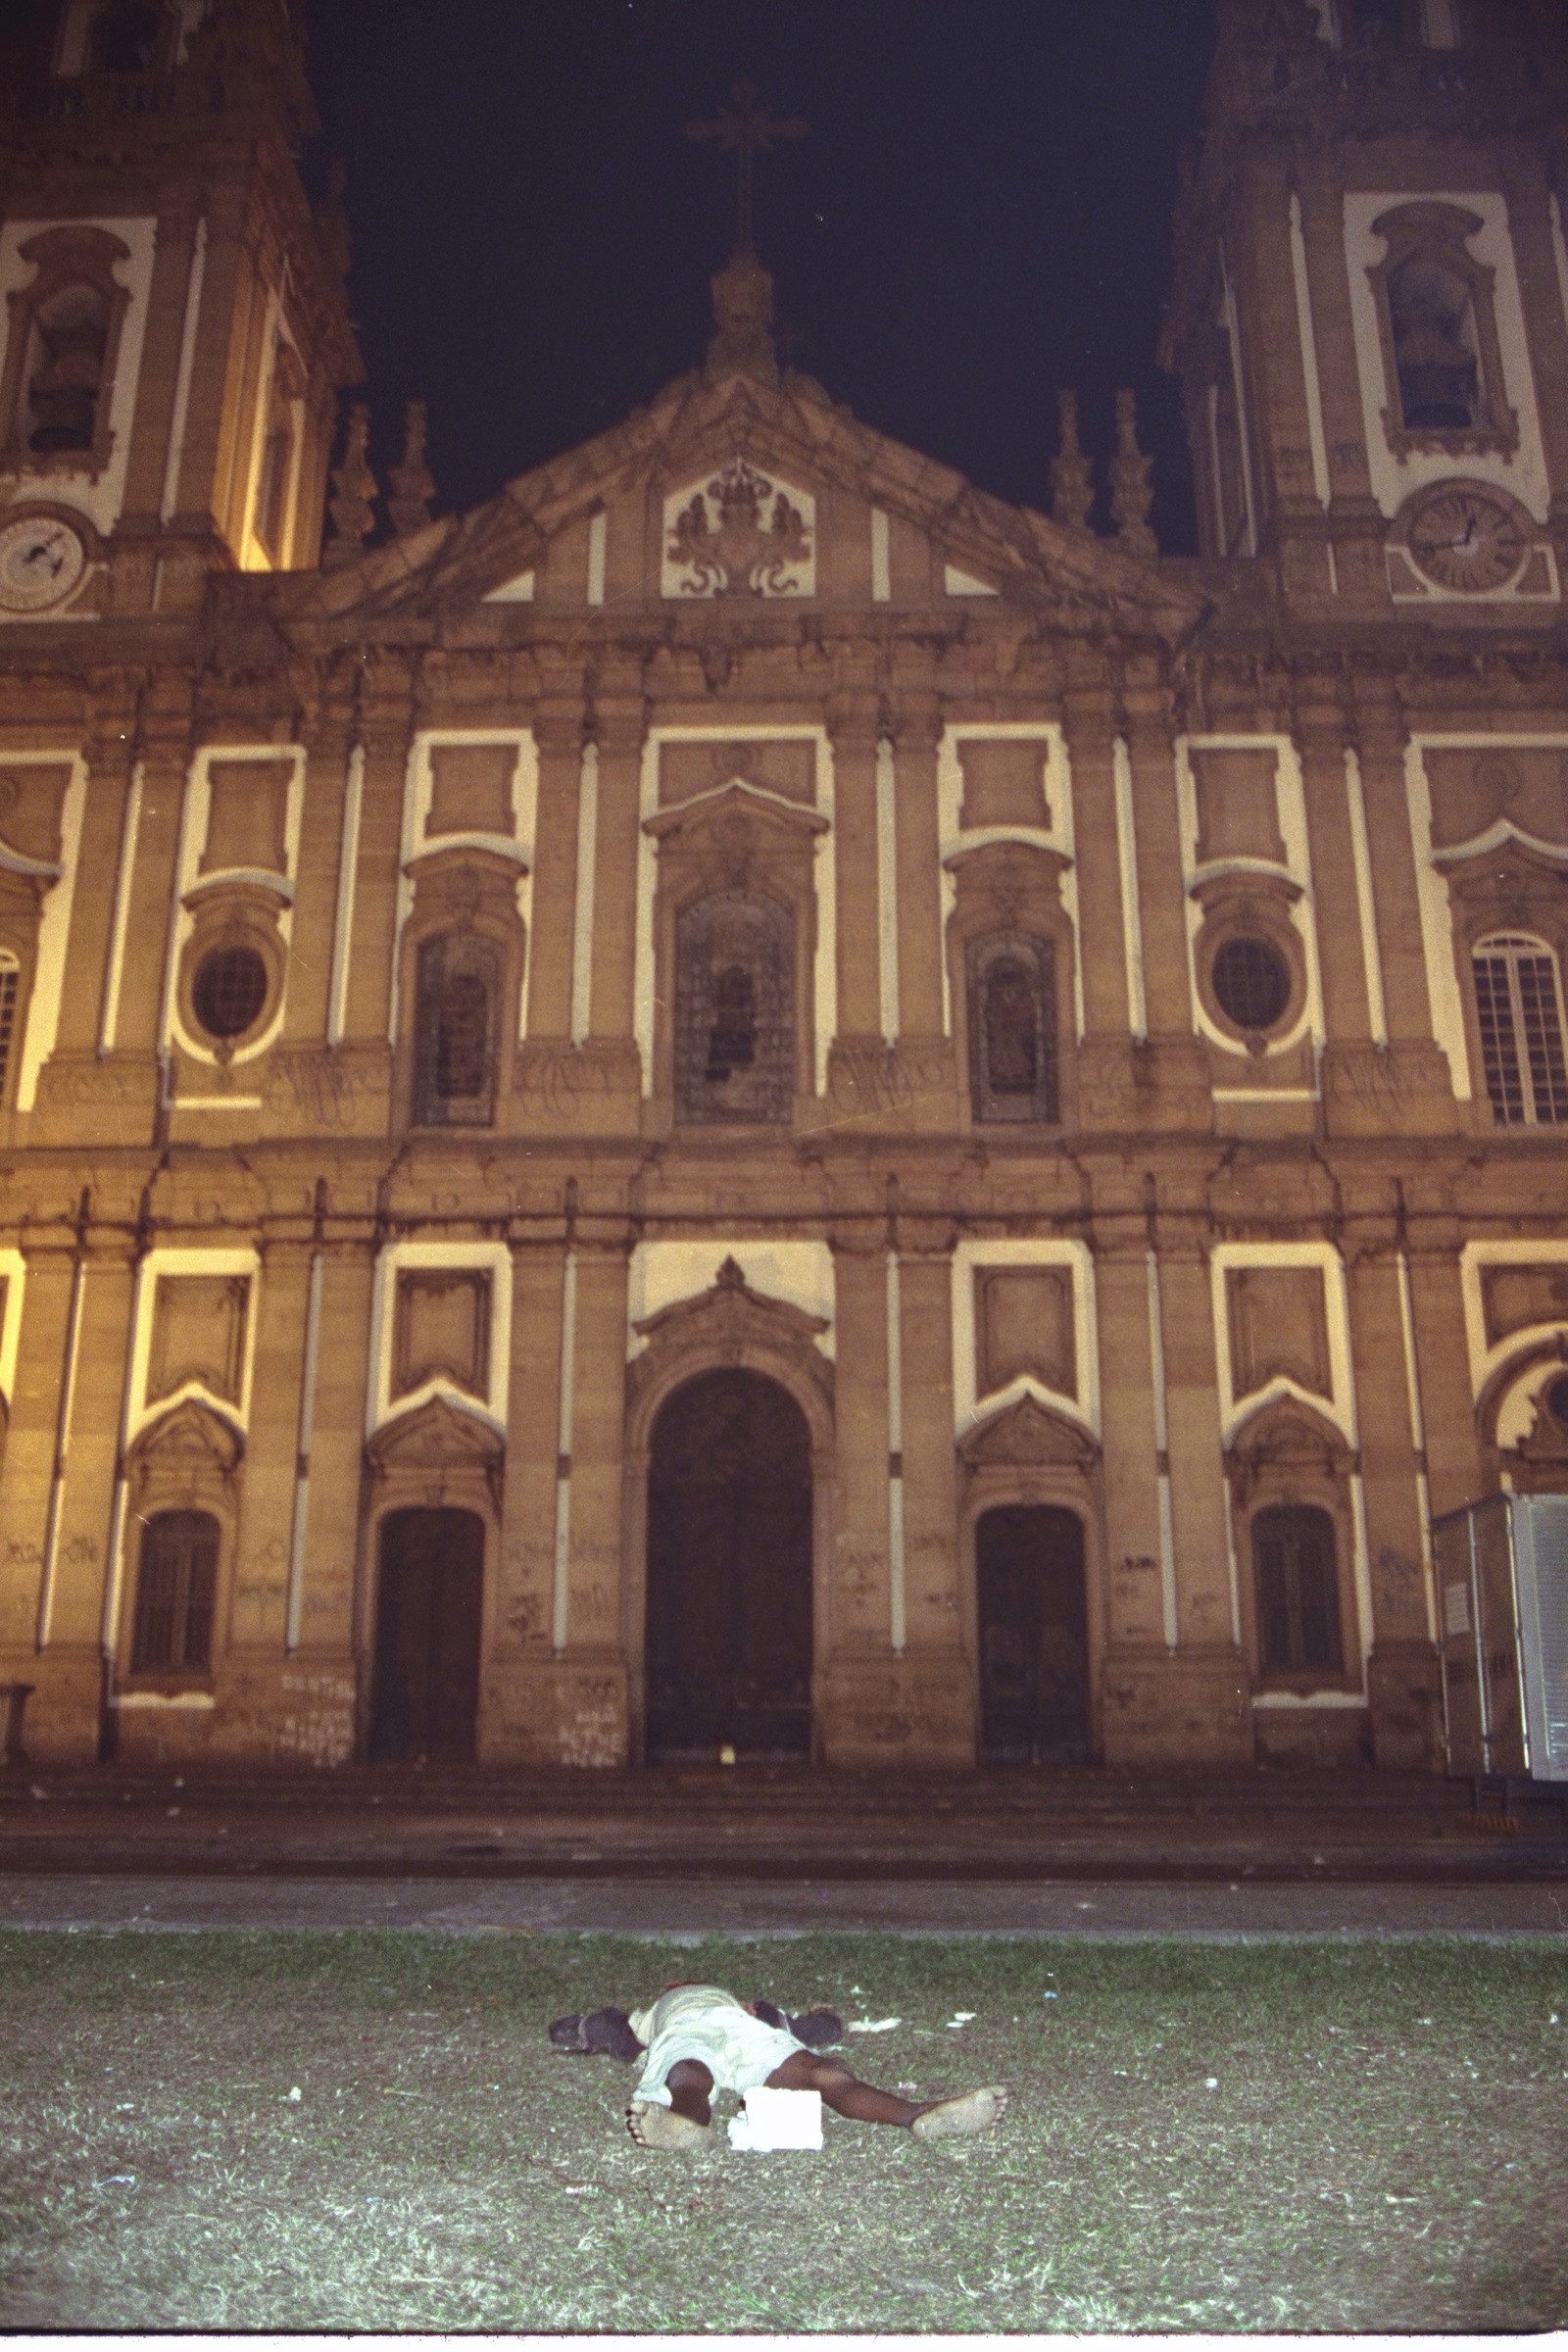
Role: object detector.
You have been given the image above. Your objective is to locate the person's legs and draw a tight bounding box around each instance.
[627,2057,714,2150]
[765,2047,1005,2134]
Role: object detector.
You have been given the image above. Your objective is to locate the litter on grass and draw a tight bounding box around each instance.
[847,2017,902,2034]
[947,2012,977,2028]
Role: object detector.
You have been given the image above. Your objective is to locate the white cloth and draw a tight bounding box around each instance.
[628,1984,804,2109]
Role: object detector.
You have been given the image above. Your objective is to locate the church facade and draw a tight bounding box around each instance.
[0,0,1565,1776]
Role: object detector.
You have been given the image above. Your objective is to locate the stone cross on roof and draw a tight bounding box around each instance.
[685,79,808,255]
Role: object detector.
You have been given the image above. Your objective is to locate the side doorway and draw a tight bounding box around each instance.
[976,1504,1091,1764]
[368,1507,484,1764]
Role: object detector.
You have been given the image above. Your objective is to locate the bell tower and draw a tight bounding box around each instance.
[1161,0,1568,621]
[0,0,360,618]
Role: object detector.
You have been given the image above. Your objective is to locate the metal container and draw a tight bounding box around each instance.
[1433,1494,1568,1781]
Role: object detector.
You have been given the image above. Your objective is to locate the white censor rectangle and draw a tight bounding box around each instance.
[726,2086,823,2150]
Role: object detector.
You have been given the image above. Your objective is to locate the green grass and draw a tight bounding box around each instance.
[0,1929,1565,2332]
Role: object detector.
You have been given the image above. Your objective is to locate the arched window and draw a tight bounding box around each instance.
[89,0,170,74]
[1472,934,1568,1127]
[24,281,111,454]
[1369,202,1514,457]
[967,933,1058,1124]
[130,1509,218,1673]
[1252,1504,1343,1676]
[414,932,499,1127]
[1387,252,1479,431]
[0,953,18,1106]
[675,891,793,1124]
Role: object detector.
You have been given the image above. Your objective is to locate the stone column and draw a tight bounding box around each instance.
[1350,684,1456,1130]
[20,1244,137,1763]
[825,1234,891,1657]
[224,1243,311,1667]
[523,699,586,1044]
[1120,662,1213,1130]
[290,1240,376,1691]
[1404,1225,1484,1525]
[894,1229,972,1762]
[585,680,647,1099]
[1060,675,1131,1040]
[1153,1216,1250,1764]
[483,1229,569,1764]
[550,1234,630,1765]
[1344,1216,1443,1770]
[825,694,885,1043]
[885,697,957,1128]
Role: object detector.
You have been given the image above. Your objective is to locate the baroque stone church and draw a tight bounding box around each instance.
[0,0,1564,1777]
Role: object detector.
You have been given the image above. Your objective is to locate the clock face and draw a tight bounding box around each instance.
[1404,483,1529,595]
[0,514,88,614]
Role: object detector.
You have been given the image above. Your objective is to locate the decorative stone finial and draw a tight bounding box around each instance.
[387,398,436,539]
[1051,388,1095,532]
[704,247,780,386]
[323,402,377,570]
[1110,388,1157,560]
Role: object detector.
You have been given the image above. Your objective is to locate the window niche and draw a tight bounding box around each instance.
[251,340,306,566]
[1369,203,1517,458]
[946,839,1075,1130]
[401,853,524,1131]
[120,1400,243,1690]
[89,0,176,74]
[1225,1399,1360,1691]
[674,889,794,1124]
[1,226,132,477]
[646,783,824,1130]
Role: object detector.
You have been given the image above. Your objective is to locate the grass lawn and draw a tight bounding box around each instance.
[1,1927,1565,2333]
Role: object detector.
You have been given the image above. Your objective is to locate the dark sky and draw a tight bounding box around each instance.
[301,0,1217,554]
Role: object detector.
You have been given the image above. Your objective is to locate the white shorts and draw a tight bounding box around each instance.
[628,1984,805,2109]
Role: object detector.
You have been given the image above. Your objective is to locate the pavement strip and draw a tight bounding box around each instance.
[2,1874,1565,1936]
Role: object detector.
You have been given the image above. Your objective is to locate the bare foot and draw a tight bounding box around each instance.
[626,2100,708,2150]
[910,2084,1009,2141]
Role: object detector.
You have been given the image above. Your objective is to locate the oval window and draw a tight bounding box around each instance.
[192,944,269,1040]
[1211,934,1290,1032]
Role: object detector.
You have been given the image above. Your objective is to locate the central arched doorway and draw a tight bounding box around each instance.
[645,1367,812,1762]
[976,1504,1090,1764]
[368,1507,483,1764]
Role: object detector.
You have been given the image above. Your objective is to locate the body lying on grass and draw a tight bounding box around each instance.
[550,1982,1008,2150]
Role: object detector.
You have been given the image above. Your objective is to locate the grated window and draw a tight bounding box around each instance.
[192,945,269,1041]
[130,1509,218,1673]
[1253,1504,1344,1676]
[1211,934,1291,1032]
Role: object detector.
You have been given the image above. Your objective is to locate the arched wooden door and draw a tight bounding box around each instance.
[368,1507,483,1764]
[645,1368,812,1761]
[977,1504,1091,1764]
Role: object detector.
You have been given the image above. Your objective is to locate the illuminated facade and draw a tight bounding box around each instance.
[0,0,1564,1773]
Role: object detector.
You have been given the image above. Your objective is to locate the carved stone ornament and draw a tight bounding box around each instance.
[662,457,815,600]
[367,1393,505,1515]
[957,1392,1099,1474]
[127,1398,245,1512]
[1223,1395,1354,1508]
[627,1255,834,1431]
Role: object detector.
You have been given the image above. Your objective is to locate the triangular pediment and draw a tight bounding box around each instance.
[274,357,1207,644]
[958,1392,1099,1471]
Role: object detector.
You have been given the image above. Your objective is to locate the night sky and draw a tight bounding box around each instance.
[301,2,1219,555]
